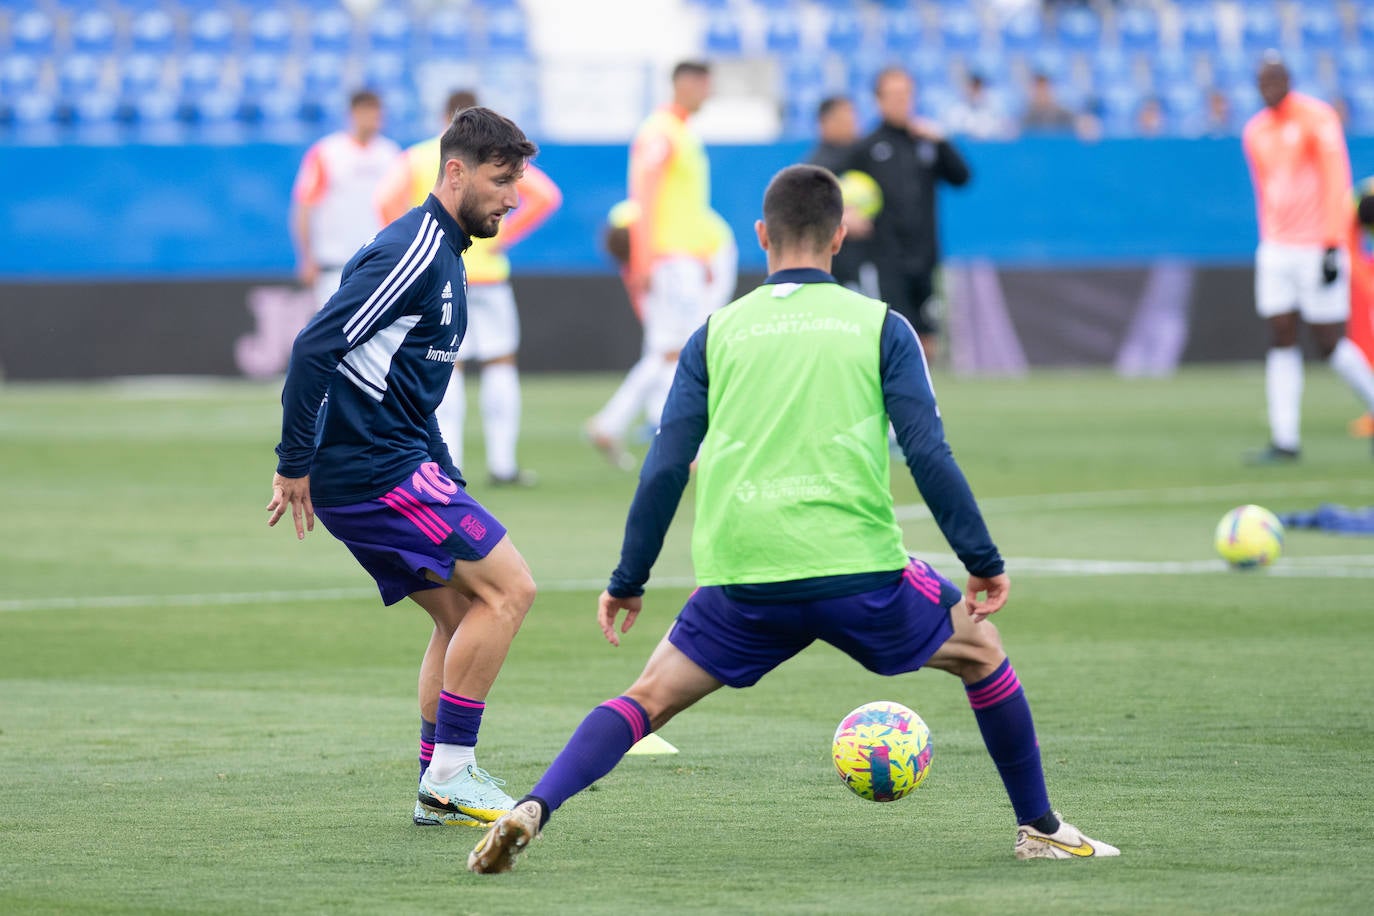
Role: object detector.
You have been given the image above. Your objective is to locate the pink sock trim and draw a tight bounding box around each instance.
[602,697,649,744]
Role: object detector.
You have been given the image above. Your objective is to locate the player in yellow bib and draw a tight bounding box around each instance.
[587,61,731,469]
[377,91,562,486]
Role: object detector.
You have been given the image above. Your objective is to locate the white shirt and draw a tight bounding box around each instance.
[293,131,401,266]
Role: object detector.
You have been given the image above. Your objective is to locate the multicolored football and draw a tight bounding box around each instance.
[832,701,932,802]
[1215,504,1284,569]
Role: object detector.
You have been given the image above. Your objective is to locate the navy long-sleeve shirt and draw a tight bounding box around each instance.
[276,195,468,506]
[608,268,1003,602]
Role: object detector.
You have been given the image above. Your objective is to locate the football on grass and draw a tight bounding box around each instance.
[1215,504,1284,569]
[832,701,932,802]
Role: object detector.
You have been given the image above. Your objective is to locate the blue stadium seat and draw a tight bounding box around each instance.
[1298,6,1343,51]
[904,48,953,91]
[185,88,246,143]
[11,92,60,144]
[119,54,166,96]
[425,7,475,59]
[1027,47,1069,85]
[1239,5,1283,53]
[824,10,863,54]
[1336,44,1372,88]
[241,53,289,97]
[179,52,228,96]
[1357,7,1374,48]
[130,8,177,55]
[1000,9,1042,54]
[308,7,354,54]
[58,55,107,96]
[703,11,743,56]
[1056,6,1101,53]
[765,12,801,55]
[252,88,309,143]
[0,54,43,97]
[485,8,530,55]
[301,53,346,97]
[1096,83,1142,137]
[69,8,119,55]
[938,5,981,54]
[70,90,125,140]
[1210,51,1254,90]
[1346,84,1374,134]
[248,8,295,53]
[127,90,184,144]
[1162,83,1206,136]
[1152,50,1195,90]
[9,8,56,54]
[362,53,411,93]
[1227,82,1262,122]
[1116,7,1160,54]
[878,9,920,55]
[1092,48,1133,90]
[1179,6,1220,55]
[366,5,413,53]
[187,9,236,54]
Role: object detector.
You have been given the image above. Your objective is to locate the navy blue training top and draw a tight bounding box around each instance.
[608,268,1004,602]
[276,195,468,506]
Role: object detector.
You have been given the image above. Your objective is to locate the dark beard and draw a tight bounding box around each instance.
[458,195,501,239]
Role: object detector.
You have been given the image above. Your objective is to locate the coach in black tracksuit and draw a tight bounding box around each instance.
[845,67,970,357]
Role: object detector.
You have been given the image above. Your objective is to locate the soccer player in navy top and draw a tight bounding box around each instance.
[268,107,539,828]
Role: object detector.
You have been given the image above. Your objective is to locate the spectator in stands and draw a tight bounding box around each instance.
[1134,96,1165,138]
[804,95,873,292]
[944,71,1017,141]
[290,89,401,311]
[843,66,971,361]
[376,89,563,488]
[1020,71,1077,136]
[1205,89,1233,137]
[1241,55,1374,463]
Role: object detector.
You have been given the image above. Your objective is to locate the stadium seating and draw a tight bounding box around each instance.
[4,0,1374,147]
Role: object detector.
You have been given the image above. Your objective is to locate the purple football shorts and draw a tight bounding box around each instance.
[315,461,507,606]
[668,558,961,688]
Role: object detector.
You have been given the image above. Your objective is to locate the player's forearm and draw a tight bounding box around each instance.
[904,446,1004,578]
[292,205,314,265]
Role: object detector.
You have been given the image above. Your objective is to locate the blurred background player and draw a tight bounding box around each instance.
[844,67,970,362]
[468,165,1118,874]
[804,95,874,293]
[291,89,400,311]
[1242,55,1374,463]
[1346,180,1374,438]
[587,61,719,468]
[377,90,562,487]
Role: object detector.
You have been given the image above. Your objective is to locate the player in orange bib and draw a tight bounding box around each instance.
[376,91,562,486]
[1241,55,1374,462]
[1345,179,1374,437]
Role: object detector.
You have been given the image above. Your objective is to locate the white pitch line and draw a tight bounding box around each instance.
[5,552,1374,615]
[894,479,1374,521]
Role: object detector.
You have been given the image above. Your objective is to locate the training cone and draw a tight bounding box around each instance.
[624,733,679,756]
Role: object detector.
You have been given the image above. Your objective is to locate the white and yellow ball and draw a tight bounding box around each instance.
[837,170,883,220]
[1214,504,1284,568]
[832,701,932,802]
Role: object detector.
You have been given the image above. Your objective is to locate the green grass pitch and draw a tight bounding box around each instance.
[2,367,1373,914]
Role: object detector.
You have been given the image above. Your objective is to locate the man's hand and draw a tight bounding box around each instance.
[908,117,946,142]
[841,206,874,239]
[267,473,314,540]
[1321,246,1341,286]
[297,258,319,289]
[964,573,1010,623]
[598,591,643,647]
[625,267,651,299]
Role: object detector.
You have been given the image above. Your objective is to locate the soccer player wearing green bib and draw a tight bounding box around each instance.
[469,165,1118,873]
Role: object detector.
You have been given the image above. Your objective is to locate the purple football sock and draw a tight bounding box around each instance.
[419,717,436,779]
[529,696,651,816]
[965,658,1053,825]
[435,690,484,746]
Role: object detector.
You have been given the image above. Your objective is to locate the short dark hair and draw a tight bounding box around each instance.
[446,89,479,119]
[349,89,381,109]
[1359,193,1374,229]
[604,225,631,266]
[672,60,711,81]
[437,106,538,178]
[872,65,909,96]
[816,95,851,122]
[762,164,843,253]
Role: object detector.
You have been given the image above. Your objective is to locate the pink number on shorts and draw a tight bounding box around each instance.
[412,461,459,504]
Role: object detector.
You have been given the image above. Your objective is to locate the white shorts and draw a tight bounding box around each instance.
[702,234,739,322]
[1255,241,1350,324]
[645,257,709,353]
[457,282,519,363]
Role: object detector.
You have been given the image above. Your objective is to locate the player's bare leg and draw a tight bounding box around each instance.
[413,536,537,824]
[480,354,534,486]
[470,634,722,873]
[1310,320,1374,456]
[1250,311,1304,463]
[926,601,1118,859]
[411,590,481,825]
